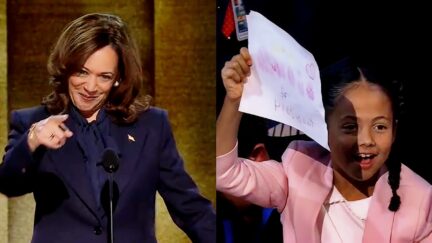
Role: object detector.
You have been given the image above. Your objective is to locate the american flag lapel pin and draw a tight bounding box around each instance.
[128,134,135,142]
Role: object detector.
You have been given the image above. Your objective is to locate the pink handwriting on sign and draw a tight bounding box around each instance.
[256,49,286,80]
[297,81,304,96]
[270,63,284,78]
[305,63,316,80]
[285,66,295,85]
[306,85,314,101]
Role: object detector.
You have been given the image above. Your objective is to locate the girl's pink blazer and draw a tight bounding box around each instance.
[217,140,432,242]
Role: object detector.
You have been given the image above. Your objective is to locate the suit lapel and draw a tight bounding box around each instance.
[48,117,102,221]
[363,171,394,242]
[47,117,148,221]
[109,122,148,195]
[293,158,333,243]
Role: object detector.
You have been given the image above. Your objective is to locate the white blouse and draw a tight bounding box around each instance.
[321,186,371,243]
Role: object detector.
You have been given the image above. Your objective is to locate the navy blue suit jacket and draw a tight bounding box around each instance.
[0,106,215,243]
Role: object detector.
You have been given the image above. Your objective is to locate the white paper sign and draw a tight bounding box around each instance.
[240,11,329,150]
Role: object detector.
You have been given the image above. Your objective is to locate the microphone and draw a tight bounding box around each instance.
[101,148,119,173]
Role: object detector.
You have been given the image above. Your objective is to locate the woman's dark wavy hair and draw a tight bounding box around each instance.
[42,13,151,124]
[320,57,405,212]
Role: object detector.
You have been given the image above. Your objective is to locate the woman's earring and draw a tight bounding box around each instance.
[114,81,120,87]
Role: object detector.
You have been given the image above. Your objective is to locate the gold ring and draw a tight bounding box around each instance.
[28,123,37,140]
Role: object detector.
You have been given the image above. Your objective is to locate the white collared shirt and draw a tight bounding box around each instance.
[321,186,371,243]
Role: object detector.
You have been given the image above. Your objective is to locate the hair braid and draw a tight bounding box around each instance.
[386,156,401,211]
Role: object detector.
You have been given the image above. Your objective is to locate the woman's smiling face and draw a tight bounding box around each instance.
[68,45,118,121]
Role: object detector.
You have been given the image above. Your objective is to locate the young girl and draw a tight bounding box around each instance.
[216,47,432,242]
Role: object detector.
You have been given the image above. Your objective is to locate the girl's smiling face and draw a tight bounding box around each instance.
[327,81,395,181]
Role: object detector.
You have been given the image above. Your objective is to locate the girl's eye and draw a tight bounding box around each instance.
[341,123,357,133]
[342,124,357,130]
[374,124,388,132]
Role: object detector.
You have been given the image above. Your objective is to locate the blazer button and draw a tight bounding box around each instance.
[93,226,102,235]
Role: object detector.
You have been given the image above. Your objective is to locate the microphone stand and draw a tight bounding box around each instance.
[101,149,119,243]
[108,173,114,243]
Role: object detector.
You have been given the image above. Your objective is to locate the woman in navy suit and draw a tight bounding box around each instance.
[0,13,215,243]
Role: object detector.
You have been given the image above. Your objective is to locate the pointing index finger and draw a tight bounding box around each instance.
[51,115,73,137]
[58,123,69,132]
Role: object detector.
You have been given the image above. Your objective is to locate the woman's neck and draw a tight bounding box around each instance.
[81,109,99,123]
[332,169,378,201]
